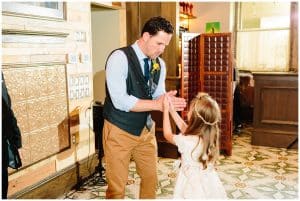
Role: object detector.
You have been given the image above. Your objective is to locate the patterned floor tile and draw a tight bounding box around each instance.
[62,125,298,199]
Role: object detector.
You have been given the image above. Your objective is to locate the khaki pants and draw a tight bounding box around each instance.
[103,120,158,199]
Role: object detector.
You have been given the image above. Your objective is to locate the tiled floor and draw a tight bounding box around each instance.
[62,125,298,199]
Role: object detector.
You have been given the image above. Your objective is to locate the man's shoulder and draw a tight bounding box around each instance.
[109,48,127,59]
[112,45,136,57]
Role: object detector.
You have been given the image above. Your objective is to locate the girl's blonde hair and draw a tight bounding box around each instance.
[184,92,221,169]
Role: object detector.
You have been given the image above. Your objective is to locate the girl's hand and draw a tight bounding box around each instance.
[166,90,186,111]
[163,94,170,112]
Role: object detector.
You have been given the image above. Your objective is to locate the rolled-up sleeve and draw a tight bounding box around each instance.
[106,50,138,112]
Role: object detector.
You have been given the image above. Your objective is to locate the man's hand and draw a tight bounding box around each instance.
[166,90,186,111]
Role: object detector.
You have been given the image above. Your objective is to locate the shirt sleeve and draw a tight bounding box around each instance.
[173,134,186,154]
[152,57,166,99]
[106,50,138,112]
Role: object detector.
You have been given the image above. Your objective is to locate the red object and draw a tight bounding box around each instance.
[182,2,187,14]
[179,2,184,13]
[189,3,193,15]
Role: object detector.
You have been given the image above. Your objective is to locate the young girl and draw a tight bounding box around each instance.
[163,92,227,199]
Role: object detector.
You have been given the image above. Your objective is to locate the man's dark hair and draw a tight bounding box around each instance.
[141,16,174,36]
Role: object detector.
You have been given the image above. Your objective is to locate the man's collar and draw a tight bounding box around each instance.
[132,41,147,61]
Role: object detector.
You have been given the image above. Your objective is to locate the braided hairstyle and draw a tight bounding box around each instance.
[184,92,221,169]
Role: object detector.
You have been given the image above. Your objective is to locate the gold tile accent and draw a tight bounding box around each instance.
[3,68,27,102]
[234,182,247,189]
[18,135,31,167]
[274,175,286,181]
[12,101,29,134]
[2,64,70,166]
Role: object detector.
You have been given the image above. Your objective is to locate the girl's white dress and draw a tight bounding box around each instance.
[172,134,227,199]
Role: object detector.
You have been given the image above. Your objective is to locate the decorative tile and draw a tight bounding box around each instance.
[3,65,69,166]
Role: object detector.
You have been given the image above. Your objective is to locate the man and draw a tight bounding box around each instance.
[2,73,22,199]
[102,16,186,199]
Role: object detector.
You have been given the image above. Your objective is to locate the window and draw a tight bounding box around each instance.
[2,2,65,20]
[19,2,60,9]
[236,2,291,72]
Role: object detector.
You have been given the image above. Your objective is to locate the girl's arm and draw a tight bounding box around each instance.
[163,96,176,145]
[168,100,188,134]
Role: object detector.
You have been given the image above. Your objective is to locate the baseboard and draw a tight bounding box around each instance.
[251,129,298,149]
[9,153,99,199]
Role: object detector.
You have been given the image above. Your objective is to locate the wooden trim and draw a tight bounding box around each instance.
[261,120,298,126]
[252,128,298,149]
[91,2,124,10]
[290,2,298,72]
[166,76,180,80]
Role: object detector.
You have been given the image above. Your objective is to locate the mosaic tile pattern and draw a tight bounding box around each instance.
[63,125,298,199]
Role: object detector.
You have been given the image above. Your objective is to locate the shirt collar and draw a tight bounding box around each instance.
[131,41,148,61]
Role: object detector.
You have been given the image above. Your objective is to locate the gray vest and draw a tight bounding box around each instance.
[103,46,161,136]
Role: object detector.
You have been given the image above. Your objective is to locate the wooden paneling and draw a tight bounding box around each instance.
[126,2,179,77]
[261,87,298,124]
[8,161,56,196]
[180,33,200,121]
[290,2,298,72]
[10,155,98,199]
[179,33,233,155]
[200,33,233,156]
[252,73,298,148]
[160,2,179,77]
[126,2,161,45]
[126,2,181,158]
[125,2,139,45]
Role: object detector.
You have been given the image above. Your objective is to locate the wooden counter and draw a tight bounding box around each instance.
[251,72,298,148]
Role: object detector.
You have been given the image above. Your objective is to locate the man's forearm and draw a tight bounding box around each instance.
[130,99,161,112]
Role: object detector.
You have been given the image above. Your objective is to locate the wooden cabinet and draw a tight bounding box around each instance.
[181,32,233,156]
[251,73,298,149]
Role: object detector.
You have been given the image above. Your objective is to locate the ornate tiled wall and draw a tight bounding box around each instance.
[3,65,69,167]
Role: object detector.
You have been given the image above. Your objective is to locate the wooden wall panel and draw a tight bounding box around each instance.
[126,2,179,78]
[180,33,200,121]
[179,32,233,155]
[252,73,298,148]
[200,33,233,155]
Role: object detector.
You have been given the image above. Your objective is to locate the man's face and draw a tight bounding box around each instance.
[143,31,172,59]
